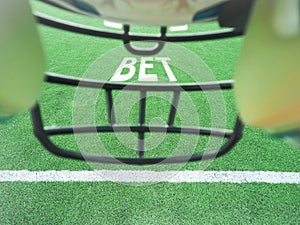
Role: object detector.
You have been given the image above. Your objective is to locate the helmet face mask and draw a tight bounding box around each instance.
[31,76,244,165]
[27,0,250,165]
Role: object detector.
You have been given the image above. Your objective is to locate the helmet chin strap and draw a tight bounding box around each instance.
[272,0,300,39]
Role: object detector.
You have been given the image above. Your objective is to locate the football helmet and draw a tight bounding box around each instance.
[27,0,255,164]
[2,0,298,165]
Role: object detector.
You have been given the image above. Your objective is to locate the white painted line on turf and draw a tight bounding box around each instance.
[0,170,299,183]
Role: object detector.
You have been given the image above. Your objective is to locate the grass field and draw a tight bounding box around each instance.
[0,1,299,224]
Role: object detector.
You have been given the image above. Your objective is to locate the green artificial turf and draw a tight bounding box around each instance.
[0,182,299,224]
[1,0,299,171]
[0,1,299,224]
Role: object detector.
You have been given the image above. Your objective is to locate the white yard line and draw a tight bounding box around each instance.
[0,170,299,183]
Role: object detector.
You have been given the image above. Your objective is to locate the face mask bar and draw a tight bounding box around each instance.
[34,12,243,56]
[31,1,246,164]
[31,73,244,164]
